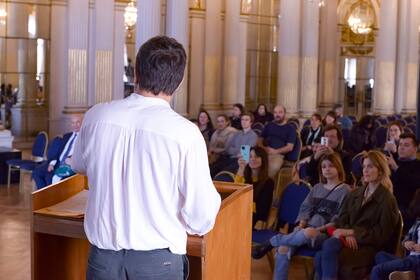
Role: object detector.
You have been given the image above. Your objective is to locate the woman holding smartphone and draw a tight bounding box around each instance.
[252,153,350,280]
[383,121,403,158]
[235,146,274,227]
[314,150,399,280]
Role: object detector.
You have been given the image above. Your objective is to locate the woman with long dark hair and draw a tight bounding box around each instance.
[235,146,274,227]
[196,110,214,148]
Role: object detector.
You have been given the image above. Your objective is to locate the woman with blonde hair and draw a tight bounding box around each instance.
[314,150,399,280]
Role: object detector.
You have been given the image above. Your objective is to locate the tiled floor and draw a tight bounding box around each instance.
[0,153,306,279]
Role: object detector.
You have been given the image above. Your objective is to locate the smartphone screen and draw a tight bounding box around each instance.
[240,145,251,163]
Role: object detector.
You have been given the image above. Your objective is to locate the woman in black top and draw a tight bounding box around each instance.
[253,103,274,125]
[235,146,274,227]
[197,110,214,148]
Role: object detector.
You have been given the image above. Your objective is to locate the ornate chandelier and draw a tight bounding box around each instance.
[347,0,375,35]
[124,1,137,30]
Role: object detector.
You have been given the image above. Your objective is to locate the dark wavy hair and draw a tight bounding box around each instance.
[197,109,214,131]
[244,146,270,197]
[135,36,186,96]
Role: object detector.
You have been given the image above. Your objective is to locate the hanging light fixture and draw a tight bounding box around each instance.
[124,1,137,30]
[347,0,375,35]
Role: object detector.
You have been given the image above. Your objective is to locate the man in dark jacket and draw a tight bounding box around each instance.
[32,115,82,189]
[387,132,420,231]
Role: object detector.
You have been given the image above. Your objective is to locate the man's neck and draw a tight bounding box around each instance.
[243,128,251,133]
[137,89,172,103]
[398,156,417,162]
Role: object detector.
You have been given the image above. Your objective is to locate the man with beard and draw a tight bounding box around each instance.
[258,105,296,178]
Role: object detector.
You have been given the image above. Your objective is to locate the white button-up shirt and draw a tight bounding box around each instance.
[72,94,221,254]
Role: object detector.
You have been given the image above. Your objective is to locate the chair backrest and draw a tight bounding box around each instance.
[298,161,310,182]
[287,119,300,131]
[351,152,364,183]
[46,136,64,162]
[252,122,264,131]
[285,133,302,162]
[32,131,48,162]
[375,126,388,148]
[213,171,235,182]
[303,119,311,128]
[276,180,311,231]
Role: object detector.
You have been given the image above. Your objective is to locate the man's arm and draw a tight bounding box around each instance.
[70,128,87,175]
[178,133,221,235]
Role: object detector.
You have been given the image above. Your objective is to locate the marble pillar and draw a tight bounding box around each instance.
[222,0,241,109]
[277,0,301,115]
[166,0,189,116]
[136,0,161,51]
[203,0,223,113]
[374,0,398,115]
[300,0,320,117]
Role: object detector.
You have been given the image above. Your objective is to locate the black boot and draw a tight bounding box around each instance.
[252,242,273,259]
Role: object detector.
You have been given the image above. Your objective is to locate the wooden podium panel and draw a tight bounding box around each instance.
[31,175,253,280]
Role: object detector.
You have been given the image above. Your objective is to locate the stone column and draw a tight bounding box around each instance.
[91,0,115,104]
[300,0,319,117]
[166,0,189,116]
[277,0,301,114]
[64,0,89,114]
[113,2,125,101]
[136,0,161,51]
[203,0,223,113]
[318,0,339,111]
[237,14,249,107]
[222,0,241,109]
[373,0,398,115]
[188,8,205,118]
[49,0,68,136]
[395,0,420,113]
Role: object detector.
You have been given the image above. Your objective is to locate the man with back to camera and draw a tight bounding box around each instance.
[71,36,221,280]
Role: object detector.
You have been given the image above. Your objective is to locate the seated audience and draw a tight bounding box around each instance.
[334,104,353,130]
[197,109,214,148]
[235,147,274,227]
[386,132,420,231]
[208,114,237,164]
[253,103,273,124]
[323,110,337,126]
[314,151,399,280]
[307,124,352,186]
[252,153,350,280]
[230,103,244,130]
[348,115,376,155]
[300,113,323,158]
[259,105,296,178]
[32,115,82,189]
[383,121,403,159]
[210,113,258,176]
[370,189,420,280]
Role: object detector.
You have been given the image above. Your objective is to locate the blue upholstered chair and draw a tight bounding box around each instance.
[6,131,48,189]
[213,171,235,182]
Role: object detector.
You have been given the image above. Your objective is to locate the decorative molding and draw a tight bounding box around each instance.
[67,49,87,106]
[95,50,113,104]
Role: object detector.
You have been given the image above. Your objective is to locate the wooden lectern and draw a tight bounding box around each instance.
[31,175,253,280]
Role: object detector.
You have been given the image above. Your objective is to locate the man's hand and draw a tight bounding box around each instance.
[265,147,278,155]
[404,241,416,251]
[333,228,354,238]
[413,243,420,253]
[384,142,397,153]
[47,165,54,172]
[304,227,319,239]
[386,155,398,171]
[65,157,72,165]
[345,236,358,250]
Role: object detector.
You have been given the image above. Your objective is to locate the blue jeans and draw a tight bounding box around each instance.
[87,245,188,280]
[270,230,326,280]
[371,251,420,280]
[314,237,342,280]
